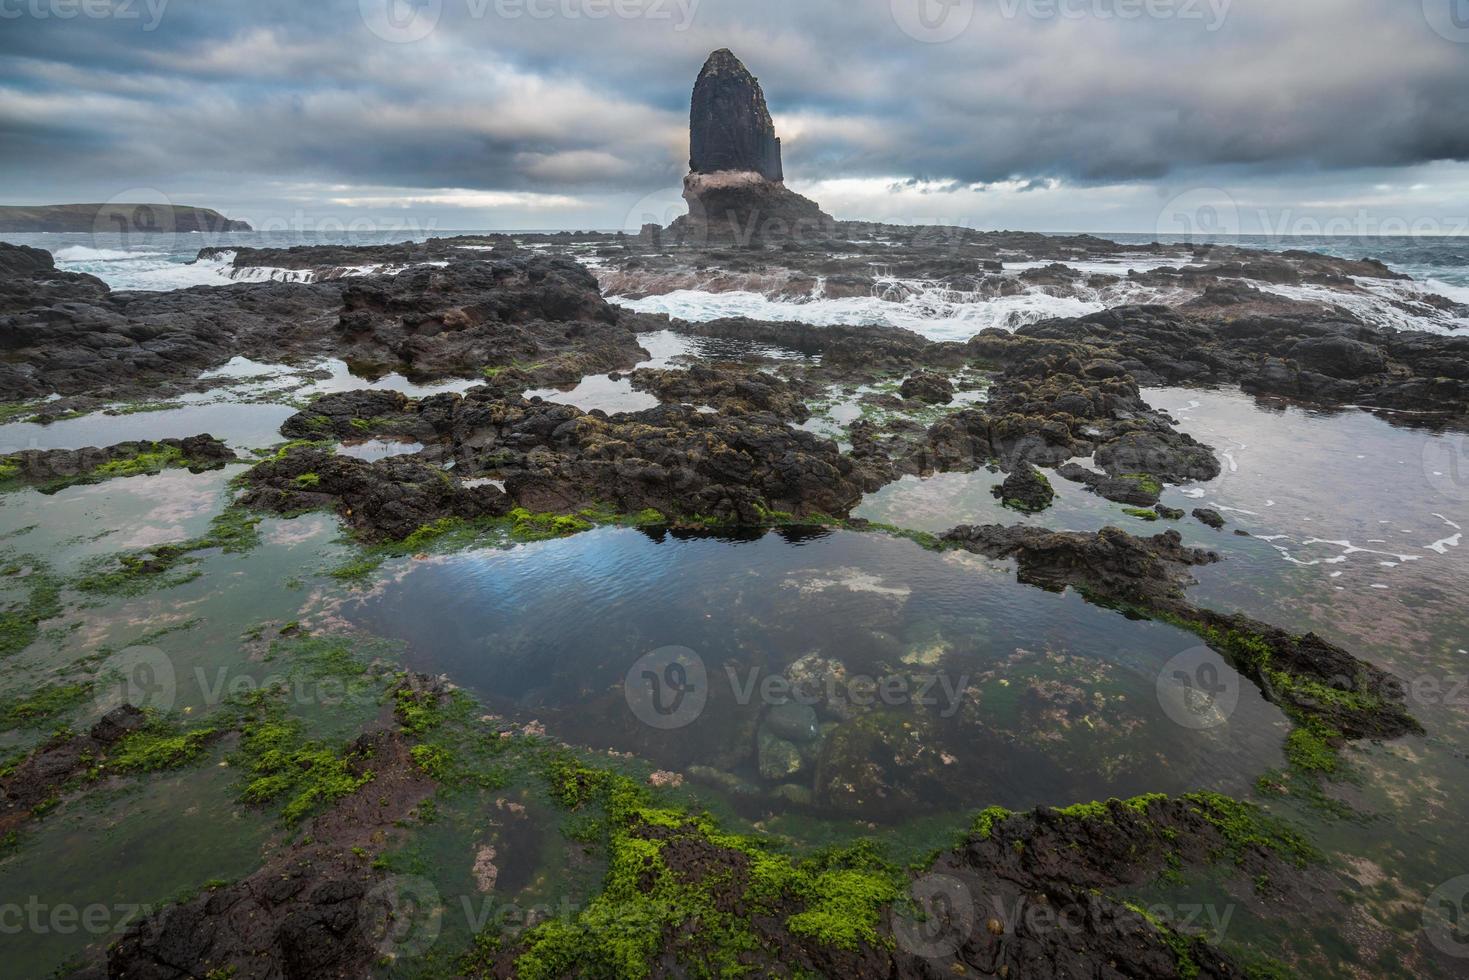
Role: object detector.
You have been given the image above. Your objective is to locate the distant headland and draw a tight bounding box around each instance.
[0,203,251,234]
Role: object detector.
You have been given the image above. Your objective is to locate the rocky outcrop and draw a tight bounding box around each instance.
[238,445,510,541]
[268,388,865,532]
[670,51,834,244]
[0,248,644,400]
[0,241,110,315]
[628,363,816,421]
[96,727,435,980]
[2,435,236,490]
[671,172,835,245]
[689,48,783,181]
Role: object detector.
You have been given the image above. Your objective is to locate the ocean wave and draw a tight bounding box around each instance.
[610,276,1195,342]
[53,246,168,262]
[1244,276,1469,334]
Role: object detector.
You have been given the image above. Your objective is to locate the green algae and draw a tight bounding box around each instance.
[514,761,904,978]
[0,442,227,494]
[109,718,219,773]
[236,712,373,824]
[0,555,63,658]
[73,507,263,596]
[0,681,92,729]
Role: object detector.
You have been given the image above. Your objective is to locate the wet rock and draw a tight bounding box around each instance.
[687,764,761,797]
[757,725,805,781]
[943,524,1218,607]
[238,444,509,541]
[0,247,644,400]
[1,705,212,837]
[992,463,1054,513]
[1055,462,1161,506]
[1288,335,1388,379]
[629,363,814,421]
[279,389,416,441]
[771,783,814,806]
[2,434,236,489]
[89,704,147,743]
[785,652,850,716]
[1093,430,1221,483]
[899,371,954,404]
[99,729,435,980]
[763,702,819,742]
[1193,507,1227,529]
[1154,504,1185,520]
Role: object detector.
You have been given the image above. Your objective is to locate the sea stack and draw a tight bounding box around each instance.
[670,49,834,244]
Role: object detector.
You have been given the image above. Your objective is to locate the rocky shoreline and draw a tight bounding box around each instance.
[4,116,1467,972]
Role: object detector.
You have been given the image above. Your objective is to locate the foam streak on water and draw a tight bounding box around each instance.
[612,284,1142,342]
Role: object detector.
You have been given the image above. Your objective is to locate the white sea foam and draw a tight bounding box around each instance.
[1242,276,1469,334]
[53,246,167,262]
[614,287,1087,341]
[52,249,450,292]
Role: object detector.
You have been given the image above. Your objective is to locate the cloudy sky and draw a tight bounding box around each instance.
[2,0,1468,234]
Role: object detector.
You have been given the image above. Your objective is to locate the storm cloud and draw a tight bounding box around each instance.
[1,0,1467,230]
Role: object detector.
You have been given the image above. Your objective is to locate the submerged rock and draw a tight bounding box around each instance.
[757,725,805,781]
[1194,507,1227,529]
[763,702,820,742]
[899,370,955,404]
[992,463,1055,513]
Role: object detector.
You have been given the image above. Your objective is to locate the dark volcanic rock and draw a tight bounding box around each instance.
[672,173,835,245]
[628,363,814,421]
[992,463,1054,513]
[1055,463,1162,506]
[689,49,782,181]
[0,242,55,277]
[671,50,834,243]
[2,434,235,488]
[501,402,863,523]
[900,371,955,404]
[1194,507,1227,530]
[0,241,111,316]
[0,247,643,400]
[265,389,866,528]
[239,445,510,541]
[100,727,435,980]
[943,524,1218,606]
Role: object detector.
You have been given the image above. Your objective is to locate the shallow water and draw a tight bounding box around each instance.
[3,328,1469,972]
[332,526,1286,823]
[0,403,296,454]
